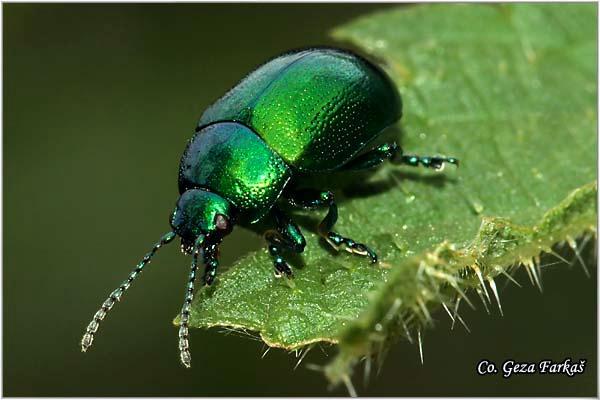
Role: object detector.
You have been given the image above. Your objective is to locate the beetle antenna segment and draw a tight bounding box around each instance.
[80,231,177,353]
[178,235,205,368]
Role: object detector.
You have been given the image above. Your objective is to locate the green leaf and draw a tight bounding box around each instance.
[178,3,596,386]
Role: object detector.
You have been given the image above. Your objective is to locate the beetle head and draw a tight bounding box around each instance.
[170,189,234,254]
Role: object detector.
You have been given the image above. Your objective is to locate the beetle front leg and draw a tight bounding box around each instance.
[285,188,377,263]
[341,142,459,171]
[201,235,223,286]
[265,206,306,277]
[202,243,219,286]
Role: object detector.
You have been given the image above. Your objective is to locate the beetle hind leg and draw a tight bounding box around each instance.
[397,153,459,170]
[285,188,378,263]
[341,142,459,171]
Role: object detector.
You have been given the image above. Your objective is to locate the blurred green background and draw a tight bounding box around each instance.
[3,3,596,396]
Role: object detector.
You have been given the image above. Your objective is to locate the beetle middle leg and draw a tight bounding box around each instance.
[341,142,459,171]
[265,206,306,277]
[285,188,377,263]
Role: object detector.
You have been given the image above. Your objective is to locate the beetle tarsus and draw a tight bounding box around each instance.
[341,142,459,171]
[201,235,222,286]
[326,231,378,263]
[203,259,218,286]
[397,153,460,170]
[275,258,294,278]
[268,244,294,277]
[284,188,378,264]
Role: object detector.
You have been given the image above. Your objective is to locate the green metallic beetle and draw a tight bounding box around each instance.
[81,47,458,367]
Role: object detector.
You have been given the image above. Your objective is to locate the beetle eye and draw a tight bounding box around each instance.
[214,214,230,232]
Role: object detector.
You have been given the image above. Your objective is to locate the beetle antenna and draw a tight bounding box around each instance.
[178,235,205,368]
[80,231,177,352]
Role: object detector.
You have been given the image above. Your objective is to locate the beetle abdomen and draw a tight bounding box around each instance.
[198,48,401,172]
[178,122,292,222]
